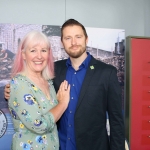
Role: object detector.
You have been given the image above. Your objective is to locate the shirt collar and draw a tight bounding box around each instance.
[66,52,91,69]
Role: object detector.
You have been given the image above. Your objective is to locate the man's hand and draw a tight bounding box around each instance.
[4,84,10,100]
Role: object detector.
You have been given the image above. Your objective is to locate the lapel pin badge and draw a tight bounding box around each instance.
[90,65,94,69]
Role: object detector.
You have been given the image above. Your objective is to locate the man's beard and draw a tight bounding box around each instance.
[65,45,86,58]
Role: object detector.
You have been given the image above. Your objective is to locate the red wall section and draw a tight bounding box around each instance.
[130,38,150,150]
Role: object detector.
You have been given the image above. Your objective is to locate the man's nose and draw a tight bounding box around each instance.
[71,38,77,45]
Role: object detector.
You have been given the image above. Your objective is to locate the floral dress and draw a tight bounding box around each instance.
[8,74,59,150]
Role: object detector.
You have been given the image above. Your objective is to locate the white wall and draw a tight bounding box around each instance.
[0,0,149,37]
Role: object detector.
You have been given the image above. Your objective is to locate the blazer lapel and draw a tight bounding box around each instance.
[58,60,68,82]
[75,57,97,111]
[60,66,67,81]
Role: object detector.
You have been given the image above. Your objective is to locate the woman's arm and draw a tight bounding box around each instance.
[9,76,70,134]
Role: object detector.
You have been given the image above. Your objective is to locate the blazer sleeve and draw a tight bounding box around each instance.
[8,76,56,134]
[107,67,125,150]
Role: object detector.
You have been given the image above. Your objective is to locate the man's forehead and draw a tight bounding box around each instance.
[63,25,84,35]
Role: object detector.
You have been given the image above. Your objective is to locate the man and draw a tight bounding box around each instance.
[5,19,124,150]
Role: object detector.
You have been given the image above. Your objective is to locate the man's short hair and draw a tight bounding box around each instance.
[61,19,88,41]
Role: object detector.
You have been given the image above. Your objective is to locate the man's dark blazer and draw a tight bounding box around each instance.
[53,56,125,150]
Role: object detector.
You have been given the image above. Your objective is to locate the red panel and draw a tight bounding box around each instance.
[141,135,150,145]
[142,90,150,101]
[142,120,150,130]
[142,60,150,71]
[142,105,150,116]
[143,75,150,86]
[130,38,150,150]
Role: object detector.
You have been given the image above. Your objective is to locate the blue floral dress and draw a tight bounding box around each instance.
[8,74,59,150]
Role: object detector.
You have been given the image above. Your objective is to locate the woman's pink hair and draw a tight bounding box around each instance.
[11,30,54,80]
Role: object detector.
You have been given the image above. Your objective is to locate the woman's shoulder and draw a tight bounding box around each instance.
[11,73,25,79]
[10,74,27,86]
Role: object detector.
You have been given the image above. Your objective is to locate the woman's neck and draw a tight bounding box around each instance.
[22,70,43,80]
[23,71,50,100]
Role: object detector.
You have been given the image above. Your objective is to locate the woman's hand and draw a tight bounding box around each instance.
[57,80,70,107]
[50,80,70,122]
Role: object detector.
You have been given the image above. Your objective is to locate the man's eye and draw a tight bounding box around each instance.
[77,36,81,38]
[65,37,70,40]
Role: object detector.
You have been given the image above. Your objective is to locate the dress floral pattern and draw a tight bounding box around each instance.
[8,74,59,150]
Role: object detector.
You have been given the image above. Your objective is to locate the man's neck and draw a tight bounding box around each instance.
[70,52,88,70]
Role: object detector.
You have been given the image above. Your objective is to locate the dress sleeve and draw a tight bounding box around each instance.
[8,75,56,134]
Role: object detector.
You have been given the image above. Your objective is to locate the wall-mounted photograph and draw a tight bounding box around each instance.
[0,23,125,150]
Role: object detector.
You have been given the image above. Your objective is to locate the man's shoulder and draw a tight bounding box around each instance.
[54,59,67,66]
[54,59,67,72]
[91,57,116,69]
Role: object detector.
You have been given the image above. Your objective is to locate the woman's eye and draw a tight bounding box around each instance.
[30,50,35,52]
[42,49,47,52]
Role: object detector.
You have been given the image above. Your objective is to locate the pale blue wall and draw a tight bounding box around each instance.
[0,0,149,37]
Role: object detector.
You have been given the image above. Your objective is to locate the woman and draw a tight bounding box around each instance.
[8,31,70,150]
